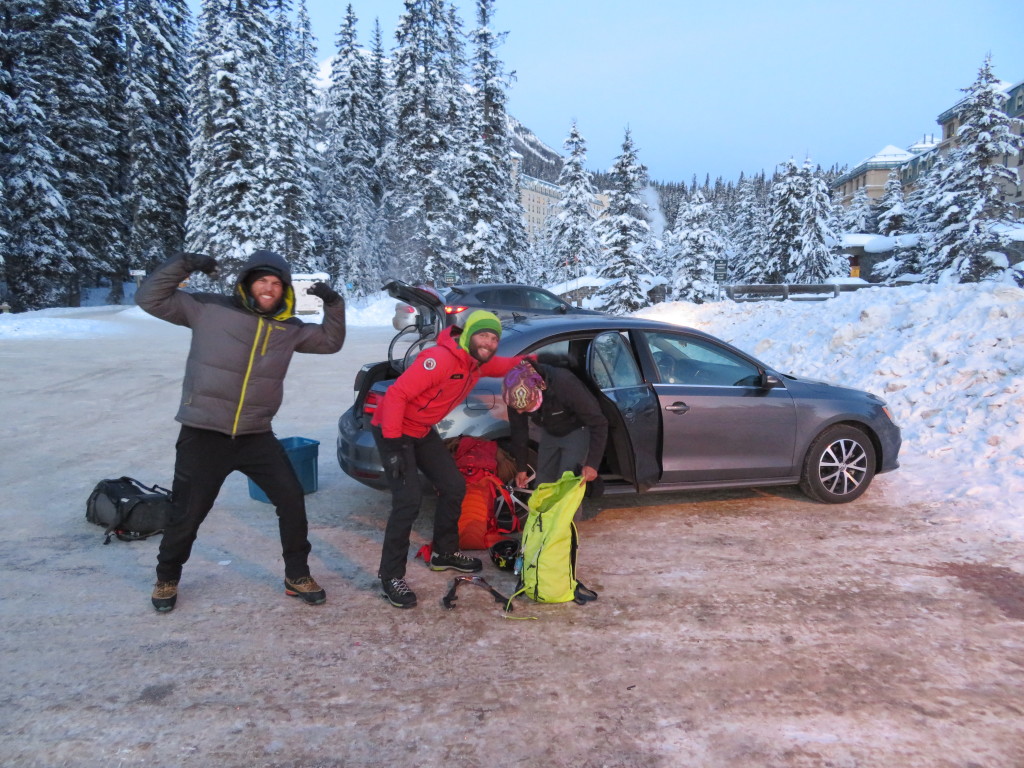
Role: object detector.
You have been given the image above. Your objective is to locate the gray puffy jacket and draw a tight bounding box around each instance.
[136,251,346,436]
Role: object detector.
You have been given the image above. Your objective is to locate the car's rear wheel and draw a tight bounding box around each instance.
[799,425,876,504]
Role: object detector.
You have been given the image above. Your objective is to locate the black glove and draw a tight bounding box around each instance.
[307,281,342,306]
[380,437,409,481]
[181,252,218,275]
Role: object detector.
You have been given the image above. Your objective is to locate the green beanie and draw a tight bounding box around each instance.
[458,310,502,351]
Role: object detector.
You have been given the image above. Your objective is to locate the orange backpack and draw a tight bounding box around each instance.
[447,436,517,550]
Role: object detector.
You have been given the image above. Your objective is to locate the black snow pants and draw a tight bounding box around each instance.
[156,425,312,583]
[373,426,465,581]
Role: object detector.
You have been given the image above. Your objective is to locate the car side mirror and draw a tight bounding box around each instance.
[557,305,568,314]
[761,372,781,389]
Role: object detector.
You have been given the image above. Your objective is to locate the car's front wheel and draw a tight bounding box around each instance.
[799,425,876,504]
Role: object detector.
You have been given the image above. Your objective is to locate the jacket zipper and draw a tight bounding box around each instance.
[232,316,265,435]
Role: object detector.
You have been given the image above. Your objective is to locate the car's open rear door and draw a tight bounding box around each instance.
[383,279,444,325]
[587,331,661,492]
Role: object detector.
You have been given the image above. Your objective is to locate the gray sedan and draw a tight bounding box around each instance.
[337,310,901,504]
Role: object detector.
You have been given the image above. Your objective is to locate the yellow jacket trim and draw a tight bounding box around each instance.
[232,316,265,435]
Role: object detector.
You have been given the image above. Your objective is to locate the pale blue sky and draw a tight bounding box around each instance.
[198,0,1024,182]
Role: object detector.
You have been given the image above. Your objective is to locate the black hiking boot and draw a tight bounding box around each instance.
[429,551,483,573]
[151,580,179,612]
[284,576,327,605]
[381,577,417,608]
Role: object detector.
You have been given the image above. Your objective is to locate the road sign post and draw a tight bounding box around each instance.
[713,259,728,301]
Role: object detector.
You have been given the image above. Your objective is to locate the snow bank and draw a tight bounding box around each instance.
[637,282,1024,537]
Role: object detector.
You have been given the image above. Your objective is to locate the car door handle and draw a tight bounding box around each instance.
[665,401,690,414]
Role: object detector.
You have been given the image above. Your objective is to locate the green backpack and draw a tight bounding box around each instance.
[515,471,598,604]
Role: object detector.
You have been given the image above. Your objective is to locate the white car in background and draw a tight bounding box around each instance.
[291,272,331,314]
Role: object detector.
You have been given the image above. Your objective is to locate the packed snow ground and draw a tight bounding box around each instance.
[2,280,1021,538]
[2,281,1023,767]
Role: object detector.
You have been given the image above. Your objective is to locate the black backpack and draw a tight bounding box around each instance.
[85,477,174,544]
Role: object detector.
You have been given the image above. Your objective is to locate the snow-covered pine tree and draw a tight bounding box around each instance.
[1,10,16,263]
[90,0,134,303]
[665,191,723,303]
[659,183,686,239]
[876,168,906,237]
[709,177,738,258]
[868,169,908,282]
[520,234,550,286]
[186,0,226,265]
[763,158,804,283]
[35,0,122,304]
[455,0,527,284]
[387,0,465,283]
[123,0,190,289]
[3,0,73,310]
[546,121,600,284]
[293,0,322,151]
[257,0,318,272]
[926,57,1024,283]
[728,174,769,283]
[185,0,219,152]
[186,0,273,280]
[840,188,875,235]
[594,129,651,314]
[321,5,379,294]
[365,18,394,284]
[876,154,945,282]
[789,160,845,283]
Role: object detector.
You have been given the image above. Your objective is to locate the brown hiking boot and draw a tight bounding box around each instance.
[152,580,178,612]
[284,575,326,605]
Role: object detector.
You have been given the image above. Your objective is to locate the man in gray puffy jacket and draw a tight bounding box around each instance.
[136,250,346,612]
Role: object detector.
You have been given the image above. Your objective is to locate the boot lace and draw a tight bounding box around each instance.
[289,576,322,592]
[387,578,413,596]
[153,580,178,598]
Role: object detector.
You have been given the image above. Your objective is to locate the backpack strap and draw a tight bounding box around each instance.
[124,476,173,497]
[113,529,164,543]
[100,477,139,544]
[573,582,599,604]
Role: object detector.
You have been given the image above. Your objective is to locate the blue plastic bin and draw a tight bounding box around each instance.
[248,436,319,503]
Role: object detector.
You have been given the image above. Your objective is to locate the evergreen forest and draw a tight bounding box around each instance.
[2,1,1021,313]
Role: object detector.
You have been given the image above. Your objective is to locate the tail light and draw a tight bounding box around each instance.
[362,390,381,415]
[444,305,468,315]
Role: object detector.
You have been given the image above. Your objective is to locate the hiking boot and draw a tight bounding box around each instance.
[284,575,327,605]
[151,580,178,612]
[429,551,483,573]
[381,577,417,608]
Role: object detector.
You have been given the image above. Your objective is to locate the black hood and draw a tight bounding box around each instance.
[234,250,295,319]
[236,250,293,289]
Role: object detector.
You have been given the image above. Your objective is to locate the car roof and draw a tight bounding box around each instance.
[447,283,555,294]
[498,314,697,343]
[494,314,772,370]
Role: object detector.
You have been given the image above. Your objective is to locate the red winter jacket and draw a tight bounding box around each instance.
[372,326,521,439]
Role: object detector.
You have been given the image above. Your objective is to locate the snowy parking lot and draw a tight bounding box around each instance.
[1,288,1022,767]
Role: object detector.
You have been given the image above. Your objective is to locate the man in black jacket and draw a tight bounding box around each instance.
[504,360,608,488]
[136,251,346,612]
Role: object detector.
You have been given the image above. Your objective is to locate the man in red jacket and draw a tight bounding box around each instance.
[371,310,522,608]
